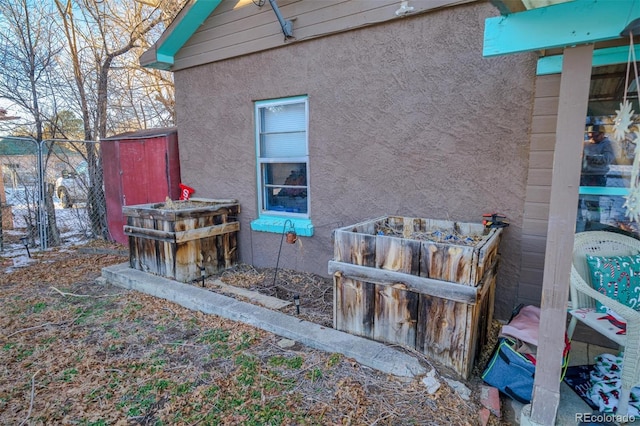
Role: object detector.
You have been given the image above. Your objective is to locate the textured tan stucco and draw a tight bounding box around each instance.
[174,2,538,319]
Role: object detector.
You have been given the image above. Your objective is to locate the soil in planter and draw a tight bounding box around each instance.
[374,223,485,246]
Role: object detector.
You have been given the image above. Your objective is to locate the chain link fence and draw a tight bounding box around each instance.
[0,136,109,254]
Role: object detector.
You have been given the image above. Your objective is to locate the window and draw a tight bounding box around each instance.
[251,96,314,236]
[256,96,308,215]
[577,63,639,237]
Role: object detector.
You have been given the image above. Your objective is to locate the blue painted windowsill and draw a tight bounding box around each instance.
[251,215,314,237]
[579,187,629,197]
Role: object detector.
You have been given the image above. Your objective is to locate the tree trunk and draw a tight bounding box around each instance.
[45,182,60,246]
[86,142,110,240]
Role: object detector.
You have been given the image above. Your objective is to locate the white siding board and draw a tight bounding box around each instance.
[520,267,545,287]
[521,251,545,270]
[531,115,557,134]
[522,218,549,237]
[533,96,559,116]
[534,74,561,97]
[530,133,556,151]
[518,281,544,304]
[527,169,552,186]
[522,235,547,254]
[525,185,551,203]
[528,151,554,169]
[518,74,561,306]
[524,202,550,220]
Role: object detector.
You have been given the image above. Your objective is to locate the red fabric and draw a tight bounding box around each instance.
[179,183,195,200]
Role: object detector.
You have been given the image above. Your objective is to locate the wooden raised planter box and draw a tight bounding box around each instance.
[123,198,240,282]
[329,216,502,378]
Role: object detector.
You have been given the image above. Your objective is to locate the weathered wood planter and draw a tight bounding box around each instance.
[123,199,240,282]
[329,216,503,378]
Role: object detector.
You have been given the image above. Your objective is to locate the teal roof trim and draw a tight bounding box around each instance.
[484,0,640,57]
[537,45,640,75]
[152,0,222,70]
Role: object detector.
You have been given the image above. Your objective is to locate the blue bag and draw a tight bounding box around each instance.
[481,337,536,404]
[482,304,570,404]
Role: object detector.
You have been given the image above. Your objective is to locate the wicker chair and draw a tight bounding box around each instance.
[568,230,640,416]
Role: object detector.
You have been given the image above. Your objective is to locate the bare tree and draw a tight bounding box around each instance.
[54,0,184,240]
[0,0,64,246]
[0,0,62,141]
[0,0,184,246]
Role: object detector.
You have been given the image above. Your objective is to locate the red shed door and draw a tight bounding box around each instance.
[119,140,152,207]
[103,141,126,244]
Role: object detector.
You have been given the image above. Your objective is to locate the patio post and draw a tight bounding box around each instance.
[526,43,593,425]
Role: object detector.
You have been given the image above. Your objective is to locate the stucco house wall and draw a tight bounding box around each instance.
[174,2,537,319]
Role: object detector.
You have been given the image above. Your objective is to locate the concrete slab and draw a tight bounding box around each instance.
[210,279,291,310]
[102,263,426,379]
[506,381,599,425]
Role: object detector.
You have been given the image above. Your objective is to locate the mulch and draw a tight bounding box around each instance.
[0,241,509,425]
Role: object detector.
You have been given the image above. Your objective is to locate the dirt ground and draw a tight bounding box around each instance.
[0,240,510,425]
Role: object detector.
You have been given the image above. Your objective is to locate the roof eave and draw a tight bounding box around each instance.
[140,0,223,71]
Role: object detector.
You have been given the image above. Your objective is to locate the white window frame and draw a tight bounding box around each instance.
[255,95,309,218]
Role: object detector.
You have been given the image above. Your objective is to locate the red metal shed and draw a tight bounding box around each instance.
[102,128,181,245]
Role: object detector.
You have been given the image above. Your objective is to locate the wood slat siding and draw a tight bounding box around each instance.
[519,267,544,286]
[520,74,561,304]
[172,0,474,71]
[527,169,552,186]
[525,185,551,203]
[523,203,550,221]
[530,133,556,151]
[522,218,549,237]
[531,115,557,134]
[521,234,547,254]
[528,151,554,169]
[521,251,545,269]
[532,96,559,117]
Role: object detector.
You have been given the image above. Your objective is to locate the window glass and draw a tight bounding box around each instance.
[262,163,307,213]
[256,97,309,217]
[577,63,639,237]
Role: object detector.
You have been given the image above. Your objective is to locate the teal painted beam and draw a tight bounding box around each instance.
[484,0,640,57]
[537,45,640,75]
[153,0,222,69]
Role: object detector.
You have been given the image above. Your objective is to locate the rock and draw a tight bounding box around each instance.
[422,368,441,395]
[277,338,296,348]
[444,378,471,401]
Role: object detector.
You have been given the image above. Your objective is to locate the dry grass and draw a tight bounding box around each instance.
[0,242,509,425]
